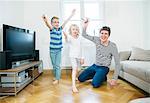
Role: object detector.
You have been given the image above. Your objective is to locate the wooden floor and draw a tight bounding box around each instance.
[0,70,146,103]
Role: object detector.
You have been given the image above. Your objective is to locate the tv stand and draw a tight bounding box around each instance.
[12,60,30,68]
[0,60,43,96]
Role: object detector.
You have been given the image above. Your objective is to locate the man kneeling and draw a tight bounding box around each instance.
[78,18,120,88]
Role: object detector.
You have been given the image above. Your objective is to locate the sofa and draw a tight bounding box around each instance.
[118,47,150,94]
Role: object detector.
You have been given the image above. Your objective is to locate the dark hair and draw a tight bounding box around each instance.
[51,16,59,22]
[100,26,111,36]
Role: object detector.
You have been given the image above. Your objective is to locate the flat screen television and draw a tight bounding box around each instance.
[3,24,35,62]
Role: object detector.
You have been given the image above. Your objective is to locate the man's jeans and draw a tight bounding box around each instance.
[78,64,109,88]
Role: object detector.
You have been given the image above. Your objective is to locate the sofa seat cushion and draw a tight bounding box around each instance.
[120,61,150,83]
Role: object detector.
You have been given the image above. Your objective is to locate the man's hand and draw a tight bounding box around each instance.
[107,79,118,86]
[80,59,84,65]
[82,18,89,30]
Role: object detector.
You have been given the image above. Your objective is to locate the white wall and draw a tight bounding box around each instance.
[146,0,150,49]
[104,0,147,51]
[23,1,60,69]
[0,1,25,51]
[0,1,24,27]
[0,0,149,69]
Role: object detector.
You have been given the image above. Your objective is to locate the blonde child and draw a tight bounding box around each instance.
[42,9,75,84]
[64,24,84,93]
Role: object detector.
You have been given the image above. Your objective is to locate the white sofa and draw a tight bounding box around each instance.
[119,50,150,94]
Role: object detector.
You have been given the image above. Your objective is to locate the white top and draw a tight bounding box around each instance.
[66,35,84,59]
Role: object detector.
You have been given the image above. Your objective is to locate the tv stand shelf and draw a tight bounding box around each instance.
[0,60,43,96]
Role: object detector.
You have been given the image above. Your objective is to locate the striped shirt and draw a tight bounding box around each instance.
[82,29,120,80]
[50,27,63,49]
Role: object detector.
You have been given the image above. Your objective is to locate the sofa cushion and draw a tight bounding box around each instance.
[129,47,150,61]
[119,51,131,61]
[120,61,150,83]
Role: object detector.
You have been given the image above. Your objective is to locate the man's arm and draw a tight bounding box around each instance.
[108,44,120,86]
[42,14,53,30]
[62,9,76,29]
[82,18,97,42]
[112,44,120,80]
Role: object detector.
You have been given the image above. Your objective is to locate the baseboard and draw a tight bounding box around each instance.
[43,69,72,75]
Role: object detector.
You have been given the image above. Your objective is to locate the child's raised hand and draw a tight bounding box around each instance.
[63,31,67,37]
[63,31,67,40]
[42,14,46,20]
[71,9,76,15]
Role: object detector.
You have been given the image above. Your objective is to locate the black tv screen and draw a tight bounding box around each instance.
[3,24,35,62]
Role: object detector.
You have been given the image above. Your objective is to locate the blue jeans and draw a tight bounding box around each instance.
[50,49,62,80]
[78,64,109,88]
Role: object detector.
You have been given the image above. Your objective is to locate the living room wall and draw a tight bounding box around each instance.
[0,0,149,69]
[0,1,25,51]
[104,0,148,51]
[147,0,150,49]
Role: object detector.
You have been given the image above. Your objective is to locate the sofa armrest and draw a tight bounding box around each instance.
[119,51,131,61]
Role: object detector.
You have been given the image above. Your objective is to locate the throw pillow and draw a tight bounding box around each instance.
[129,47,150,61]
[119,51,131,61]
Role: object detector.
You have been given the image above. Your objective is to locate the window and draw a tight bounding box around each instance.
[61,0,104,38]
